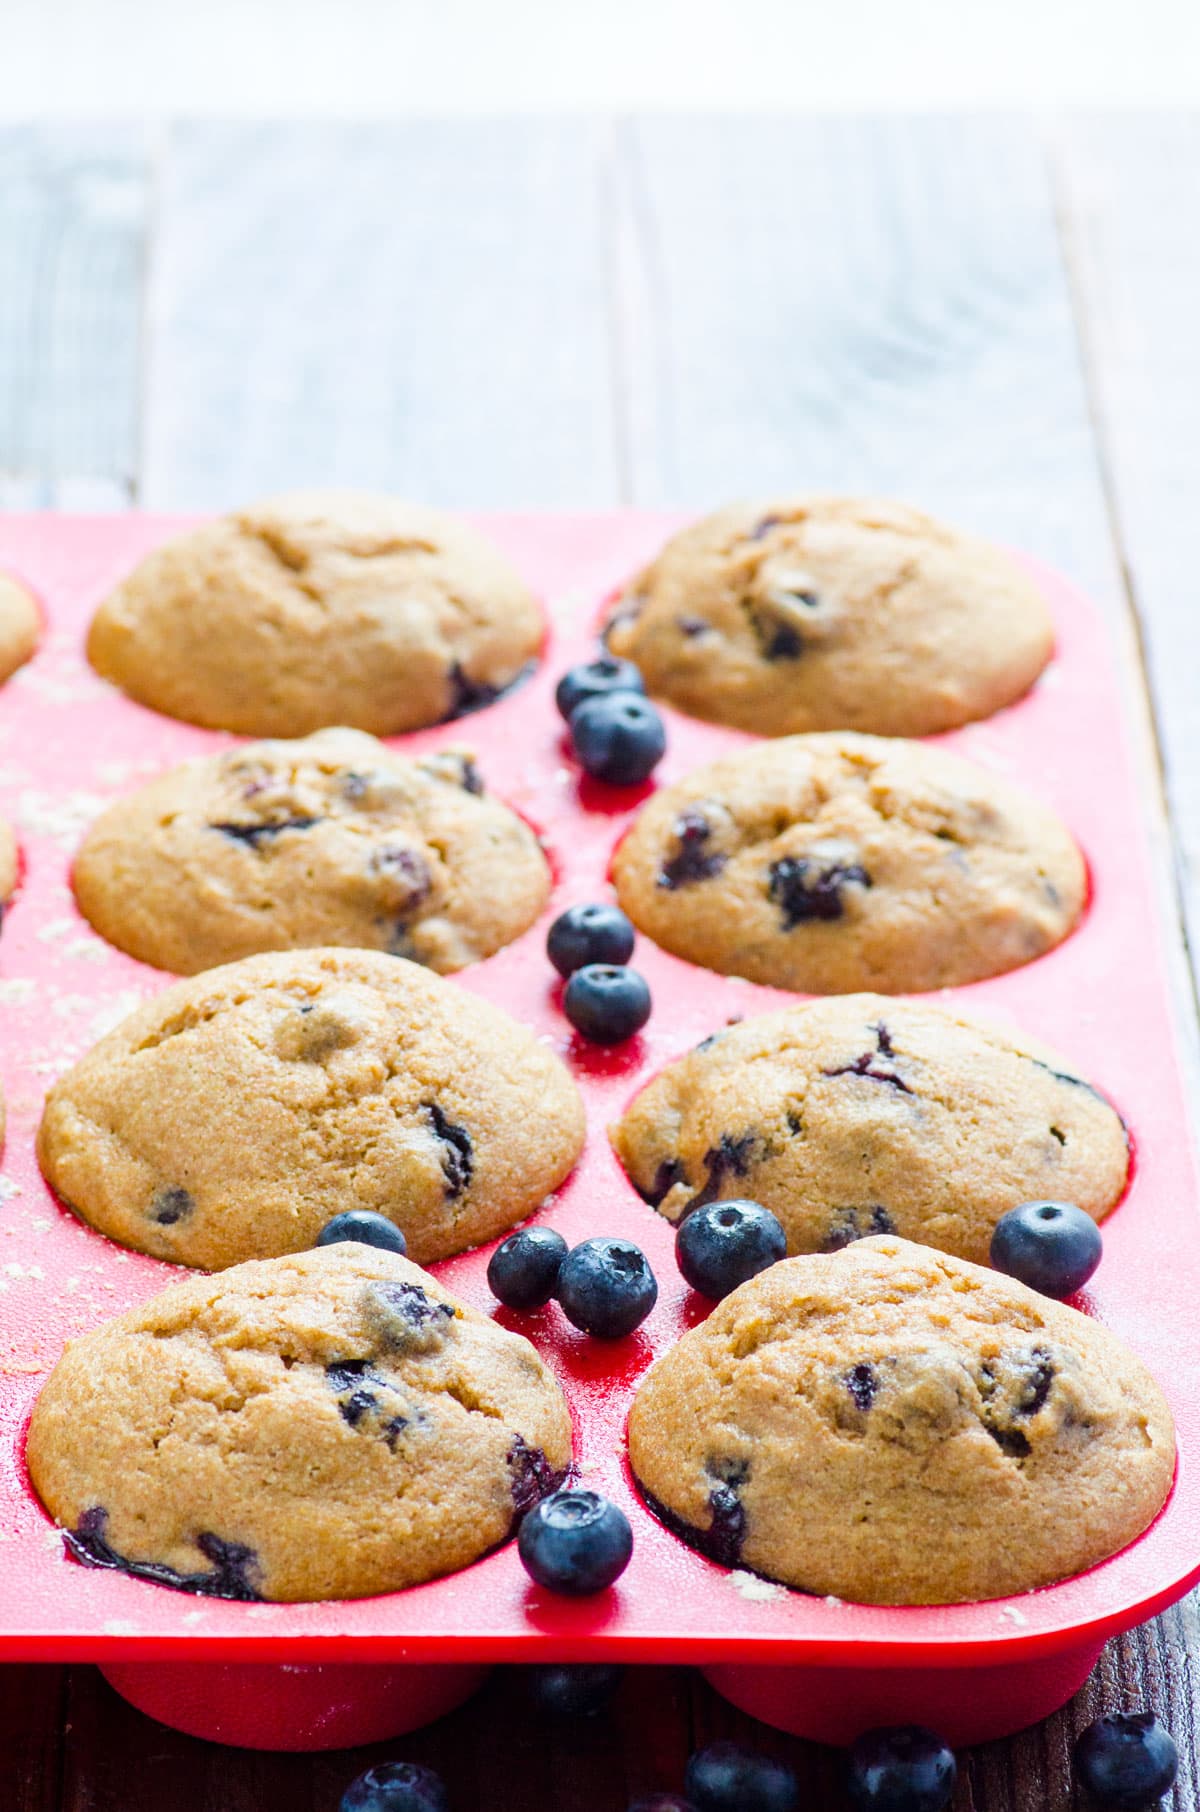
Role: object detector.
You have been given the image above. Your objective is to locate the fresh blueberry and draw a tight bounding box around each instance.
[487,1226,569,1310]
[556,1236,658,1338]
[676,1200,788,1300]
[990,1200,1102,1299]
[570,693,666,786]
[1074,1712,1178,1809]
[564,964,652,1044]
[846,1726,957,1812]
[684,1740,799,1812]
[340,1760,448,1812]
[547,901,636,977]
[555,654,646,722]
[524,1661,625,1717]
[316,1210,407,1256]
[517,1489,634,1594]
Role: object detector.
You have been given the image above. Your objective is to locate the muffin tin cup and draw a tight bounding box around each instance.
[0,512,1197,1753]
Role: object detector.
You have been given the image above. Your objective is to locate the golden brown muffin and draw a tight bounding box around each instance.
[28,1244,573,1602]
[605,496,1052,736]
[87,491,542,735]
[628,1238,1174,1604]
[38,949,585,1269]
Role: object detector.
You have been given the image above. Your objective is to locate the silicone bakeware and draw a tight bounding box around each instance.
[0,512,1197,1754]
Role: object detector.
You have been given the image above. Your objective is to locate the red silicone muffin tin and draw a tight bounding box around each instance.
[0,511,1197,1753]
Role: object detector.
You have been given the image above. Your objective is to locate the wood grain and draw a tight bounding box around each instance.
[140,120,618,510]
[1053,114,1200,1045]
[0,126,147,509]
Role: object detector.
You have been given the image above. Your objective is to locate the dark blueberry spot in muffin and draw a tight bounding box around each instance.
[635,1468,748,1572]
[416,749,486,795]
[370,844,433,911]
[688,1132,759,1209]
[695,1030,725,1054]
[822,1204,896,1251]
[366,1280,456,1353]
[211,816,321,849]
[677,614,711,638]
[768,854,872,927]
[759,618,804,660]
[786,1108,804,1135]
[748,514,782,541]
[149,1186,193,1226]
[340,770,370,802]
[64,1508,263,1601]
[1050,1124,1067,1146]
[845,1362,879,1412]
[507,1433,565,1520]
[326,1359,381,1427]
[658,811,727,890]
[443,659,535,721]
[977,1347,1056,1458]
[822,1020,912,1094]
[426,1104,473,1197]
[637,1156,685,1207]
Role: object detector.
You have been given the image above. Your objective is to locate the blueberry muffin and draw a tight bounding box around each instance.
[74,728,550,976]
[612,732,1084,993]
[0,574,39,684]
[614,995,1128,1265]
[628,1237,1174,1605]
[28,1243,573,1603]
[86,491,542,736]
[38,948,585,1269]
[604,497,1053,737]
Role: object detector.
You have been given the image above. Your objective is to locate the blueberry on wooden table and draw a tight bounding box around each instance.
[845,1726,956,1812]
[684,1740,800,1812]
[316,1209,408,1255]
[523,1661,625,1716]
[555,1236,658,1337]
[1074,1712,1178,1809]
[564,963,652,1043]
[547,900,636,976]
[555,654,645,722]
[676,1199,788,1299]
[518,1488,633,1594]
[990,1200,1102,1298]
[487,1225,569,1310]
[571,693,667,786]
[340,1760,448,1812]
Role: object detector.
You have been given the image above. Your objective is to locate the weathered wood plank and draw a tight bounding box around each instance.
[1053,113,1200,1043]
[611,114,1121,611]
[141,120,618,510]
[0,127,148,508]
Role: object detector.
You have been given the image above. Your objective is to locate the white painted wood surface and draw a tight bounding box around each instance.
[1055,115,1200,1020]
[0,126,146,508]
[141,121,619,510]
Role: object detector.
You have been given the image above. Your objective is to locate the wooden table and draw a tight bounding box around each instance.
[1,114,1197,1810]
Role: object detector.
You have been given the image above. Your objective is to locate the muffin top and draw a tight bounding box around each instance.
[38,948,585,1269]
[628,1237,1174,1605]
[614,994,1128,1266]
[73,727,550,976]
[612,731,1085,993]
[86,491,543,736]
[605,496,1053,737]
[0,573,39,685]
[28,1244,573,1603]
